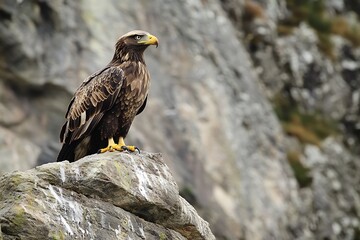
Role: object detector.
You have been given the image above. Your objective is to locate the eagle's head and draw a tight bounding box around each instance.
[113,30,159,62]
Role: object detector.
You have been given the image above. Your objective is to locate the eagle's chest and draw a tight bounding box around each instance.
[116,62,150,119]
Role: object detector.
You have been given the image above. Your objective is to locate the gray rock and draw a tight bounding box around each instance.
[0,152,215,240]
[325,0,345,13]
[0,126,40,175]
[222,1,360,239]
[294,139,360,240]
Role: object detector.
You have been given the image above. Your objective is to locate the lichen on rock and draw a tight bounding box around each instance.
[0,152,215,240]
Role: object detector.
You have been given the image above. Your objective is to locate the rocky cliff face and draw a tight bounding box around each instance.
[0,152,214,240]
[220,0,360,239]
[0,0,359,239]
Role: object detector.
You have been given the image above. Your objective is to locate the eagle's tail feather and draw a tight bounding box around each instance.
[57,136,97,162]
[57,142,77,162]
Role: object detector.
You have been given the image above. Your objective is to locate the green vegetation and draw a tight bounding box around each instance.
[272,92,340,187]
[332,17,360,46]
[316,32,335,59]
[280,0,331,31]
[273,93,339,146]
[279,0,360,57]
[49,231,65,240]
[159,232,167,240]
[287,150,312,188]
[13,206,26,227]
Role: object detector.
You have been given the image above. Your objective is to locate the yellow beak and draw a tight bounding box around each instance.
[139,34,159,47]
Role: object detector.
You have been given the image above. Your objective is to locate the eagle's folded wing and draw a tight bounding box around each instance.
[60,67,124,143]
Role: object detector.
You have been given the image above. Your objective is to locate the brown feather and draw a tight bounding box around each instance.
[61,67,124,142]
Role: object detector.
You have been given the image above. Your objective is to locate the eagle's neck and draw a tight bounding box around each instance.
[111,43,146,65]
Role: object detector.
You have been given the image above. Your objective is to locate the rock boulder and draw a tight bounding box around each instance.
[0,152,214,240]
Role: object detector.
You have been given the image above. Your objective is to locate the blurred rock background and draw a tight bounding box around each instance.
[0,0,359,239]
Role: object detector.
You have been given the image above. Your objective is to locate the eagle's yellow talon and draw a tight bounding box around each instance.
[121,145,139,153]
[118,137,140,153]
[98,138,122,153]
[98,137,140,154]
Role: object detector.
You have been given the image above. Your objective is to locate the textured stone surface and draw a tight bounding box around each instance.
[298,139,360,239]
[0,126,40,175]
[0,152,214,240]
[222,0,360,239]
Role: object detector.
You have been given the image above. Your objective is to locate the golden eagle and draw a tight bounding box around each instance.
[57,30,158,162]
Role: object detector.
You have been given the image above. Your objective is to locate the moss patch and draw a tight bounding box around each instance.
[49,231,65,240]
[279,0,360,57]
[282,0,331,32]
[283,122,321,146]
[1,206,28,235]
[287,150,312,188]
[273,93,339,145]
[159,232,167,240]
[316,32,335,59]
[273,92,338,188]
[110,161,132,190]
[12,206,26,227]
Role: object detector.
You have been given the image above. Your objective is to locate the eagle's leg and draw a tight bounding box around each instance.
[118,137,140,153]
[98,137,122,153]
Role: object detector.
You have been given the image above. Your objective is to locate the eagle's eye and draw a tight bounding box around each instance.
[134,35,142,40]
